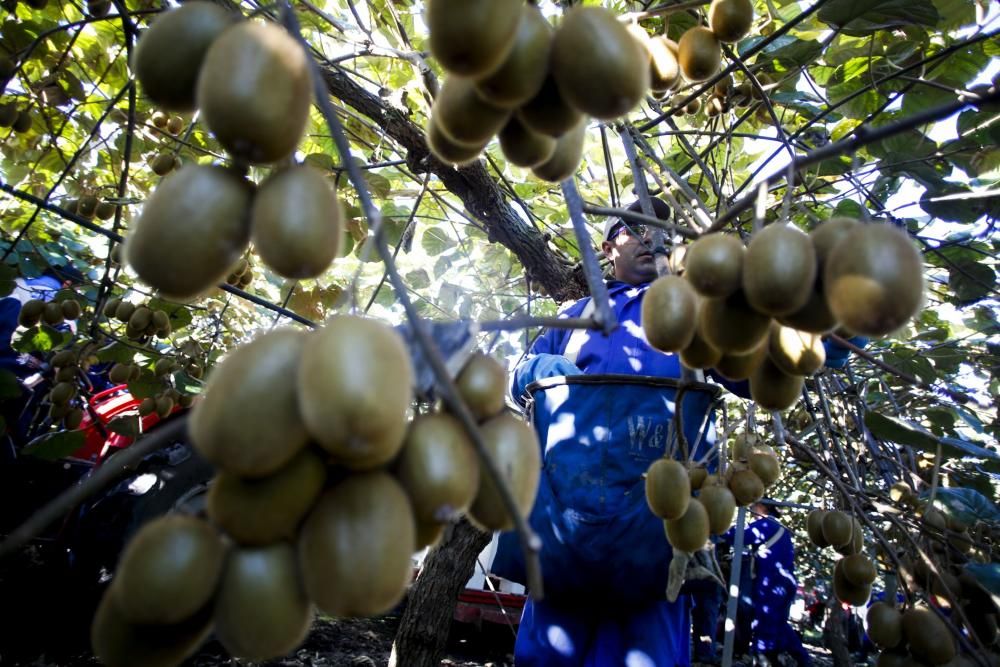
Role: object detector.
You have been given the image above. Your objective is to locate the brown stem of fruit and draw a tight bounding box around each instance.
[279,0,545,597]
[0,416,188,559]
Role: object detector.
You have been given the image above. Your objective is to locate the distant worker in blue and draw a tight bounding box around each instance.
[722,501,811,667]
[493,199,748,667]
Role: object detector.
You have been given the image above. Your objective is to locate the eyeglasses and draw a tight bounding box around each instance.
[610,223,650,240]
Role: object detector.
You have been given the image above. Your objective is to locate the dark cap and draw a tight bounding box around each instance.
[44,263,86,285]
[602,197,672,241]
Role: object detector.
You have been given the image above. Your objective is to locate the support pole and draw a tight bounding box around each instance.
[722,506,747,667]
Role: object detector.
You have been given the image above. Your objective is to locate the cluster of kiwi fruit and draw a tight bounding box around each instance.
[0,100,33,133]
[641,218,925,411]
[644,430,779,553]
[667,70,773,119]
[223,257,254,289]
[17,296,82,328]
[148,112,186,176]
[92,316,541,665]
[426,2,649,179]
[807,508,873,605]
[65,194,118,221]
[150,111,185,135]
[102,297,173,340]
[125,2,343,302]
[45,348,90,428]
[136,386,190,420]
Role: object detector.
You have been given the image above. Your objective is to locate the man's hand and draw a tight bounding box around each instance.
[512,353,583,400]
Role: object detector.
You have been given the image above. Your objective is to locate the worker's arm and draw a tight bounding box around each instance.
[509,298,591,404]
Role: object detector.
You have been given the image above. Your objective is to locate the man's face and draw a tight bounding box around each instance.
[601,222,659,285]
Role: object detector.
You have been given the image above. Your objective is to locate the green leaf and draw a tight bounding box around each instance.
[406,269,430,290]
[949,259,996,304]
[866,412,1000,471]
[0,263,16,297]
[22,429,86,461]
[833,200,868,219]
[173,371,203,396]
[421,227,456,256]
[97,342,137,365]
[107,415,140,438]
[818,0,939,35]
[145,298,193,331]
[0,368,23,399]
[13,325,66,353]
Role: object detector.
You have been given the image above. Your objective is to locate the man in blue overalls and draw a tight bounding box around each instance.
[723,502,810,666]
[494,199,744,666]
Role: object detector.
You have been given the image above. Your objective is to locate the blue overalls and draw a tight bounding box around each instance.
[724,517,810,665]
[495,281,733,667]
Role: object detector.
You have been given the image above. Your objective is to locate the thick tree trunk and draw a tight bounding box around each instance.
[389,518,494,667]
[822,598,851,667]
[320,66,587,302]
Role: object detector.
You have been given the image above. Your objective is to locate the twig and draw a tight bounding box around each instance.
[706,87,1000,232]
[279,0,545,598]
[479,315,602,333]
[582,204,699,239]
[561,178,617,335]
[0,416,188,559]
[620,0,711,21]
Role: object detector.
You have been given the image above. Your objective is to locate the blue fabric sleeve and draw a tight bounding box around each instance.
[823,335,870,369]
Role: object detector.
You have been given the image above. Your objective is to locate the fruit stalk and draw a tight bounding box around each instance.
[279,0,546,597]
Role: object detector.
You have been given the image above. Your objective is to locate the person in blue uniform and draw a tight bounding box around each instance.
[495,199,746,667]
[723,502,810,667]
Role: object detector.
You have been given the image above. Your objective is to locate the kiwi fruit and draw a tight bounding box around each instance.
[730,432,757,461]
[12,110,32,133]
[51,349,76,367]
[468,413,541,531]
[680,324,723,370]
[50,381,76,404]
[155,395,174,418]
[475,4,551,109]
[78,195,99,217]
[251,165,342,279]
[197,22,311,163]
[685,98,702,115]
[700,289,771,353]
[824,223,924,336]
[43,301,65,326]
[645,458,691,520]
[822,510,853,548]
[191,328,311,477]
[713,343,766,381]
[19,299,45,325]
[518,73,583,138]
[768,323,825,375]
[641,275,698,353]
[126,164,252,300]
[743,223,817,316]
[426,117,487,166]
[684,232,744,298]
[665,498,710,552]
[91,582,213,667]
[729,469,764,506]
[551,6,649,120]
[298,315,413,470]
[396,413,479,523]
[214,543,314,661]
[415,519,446,550]
[648,36,681,92]
[0,105,13,131]
[60,299,82,320]
[152,111,168,128]
[833,558,871,606]
[95,201,116,220]
[841,554,876,587]
[810,217,860,270]
[700,482,737,534]
[708,0,754,43]
[902,606,957,665]
[138,397,155,416]
[748,448,780,487]
[678,27,721,82]
[65,407,84,429]
[152,309,170,332]
[112,515,224,625]
[432,76,510,147]
[867,602,903,648]
[208,448,326,545]
[426,0,522,78]
[131,3,235,111]
[807,509,829,547]
[531,116,587,183]
[455,352,507,421]
[128,306,152,332]
[151,152,176,176]
[165,115,183,135]
[109,363,132,384]
[298,471,416,617]
[778,286,838,334]
[876,651,910,667]
[750,355,804,411]
[115,301,136,322]
[498,115,557,168]
[56,366,77,383]
[689,466,708,491]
